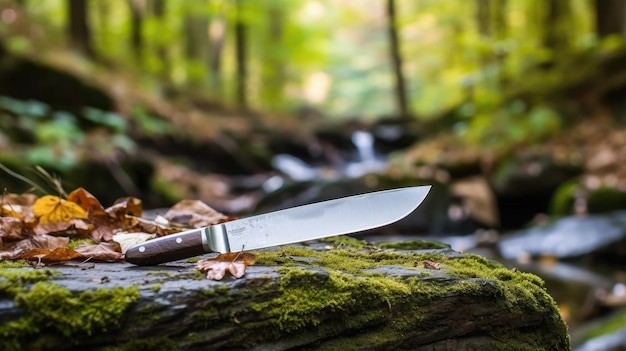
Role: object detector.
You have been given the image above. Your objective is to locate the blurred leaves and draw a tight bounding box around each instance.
[1,186,235,269]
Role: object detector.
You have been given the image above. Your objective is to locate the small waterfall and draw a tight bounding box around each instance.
[345,130,387,178]
[352,130,376,163]
[267,130,388,188]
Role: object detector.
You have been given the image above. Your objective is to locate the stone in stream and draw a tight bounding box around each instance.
[498,210,626,261]
[0,238,569,350]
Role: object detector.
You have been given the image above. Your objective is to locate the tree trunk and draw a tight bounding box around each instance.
[476,0,507,38]
[594,0,626,38]
[386,0,409,120]
[492,0,507,38]
[543,0,570,52]
[209,17,226,95]
[152,0,170,82]
[67,0,95,59]
[261,4,285,110]
[235,0,248,109]
[128,0,144,64]
[476,0,491,37]
[184,9,210,86]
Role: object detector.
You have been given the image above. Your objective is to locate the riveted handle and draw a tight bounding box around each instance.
[125,229,207,265]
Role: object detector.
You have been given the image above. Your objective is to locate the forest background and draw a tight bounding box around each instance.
[1,0,626,225]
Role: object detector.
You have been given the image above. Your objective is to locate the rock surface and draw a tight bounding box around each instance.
[0,239,570,350]
[498,210,626,260]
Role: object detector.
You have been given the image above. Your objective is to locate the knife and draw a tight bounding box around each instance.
[125,186,431,265]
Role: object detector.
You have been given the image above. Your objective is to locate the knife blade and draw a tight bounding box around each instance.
[125,185,431,265]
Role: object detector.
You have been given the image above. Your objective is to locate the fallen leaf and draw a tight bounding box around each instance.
[74,242,124,261]
[33,218,93,236]
[28,234,70,251]
[102,197,143,233]
[0,216,25,240]
[107,197,142,218]
[196,252,256,280]
[33,195,88,224]
[0,193,37,219]
[125,216,181,237]
[18,247,83,262]
[165,199,229,228]
[89,224,116,242]
[112,232,156,253]
[67,187,106,217]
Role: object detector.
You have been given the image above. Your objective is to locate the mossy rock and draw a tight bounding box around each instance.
[550,179,626,216]
[0,239,569,350]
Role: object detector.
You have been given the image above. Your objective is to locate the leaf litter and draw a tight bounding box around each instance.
[0,187,254,280]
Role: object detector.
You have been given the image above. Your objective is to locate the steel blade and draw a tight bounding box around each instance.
[213,185,431,252]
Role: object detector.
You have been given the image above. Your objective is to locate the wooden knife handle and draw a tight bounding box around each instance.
[125,229,207,266]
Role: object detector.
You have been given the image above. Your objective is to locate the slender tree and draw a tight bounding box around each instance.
[386,0,409,119]
[184,5,210,86]
[151,0,170,81]
[261,3,285,109]
[594,0,626,38]
[128,0,144,64]
[235,0,248,109]
[475,0,507,38]
[209,17,226,95]
[67,0,95,59]
[476,0,491,37]
[543,0,570,51]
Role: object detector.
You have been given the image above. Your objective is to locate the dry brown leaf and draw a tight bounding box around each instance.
[0,216,25,240]
[33,195,88,224]
[74,242,124,261]
[107,197,142,218]
[67,187,107,217]
[0,193,37,219]
[33,218,93,236]
[89,225,116,242]
[165,199,229,228]
[27,234,70,251]
[196,252,256,280]
[126,216,182,237]
[17,247,83,262]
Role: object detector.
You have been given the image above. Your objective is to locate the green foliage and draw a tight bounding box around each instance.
[83,107,127,133]
[462,101,562,151]
[0,95,137,171]
[0,0,612,151]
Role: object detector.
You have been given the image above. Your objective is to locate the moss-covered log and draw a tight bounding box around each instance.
[0,238,570,350]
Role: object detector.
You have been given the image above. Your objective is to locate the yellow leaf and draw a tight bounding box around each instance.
[33,195,88,224]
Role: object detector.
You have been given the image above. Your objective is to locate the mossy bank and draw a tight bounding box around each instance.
[0,238,570,350]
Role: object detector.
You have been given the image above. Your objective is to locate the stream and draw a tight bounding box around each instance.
[262,129,626,350]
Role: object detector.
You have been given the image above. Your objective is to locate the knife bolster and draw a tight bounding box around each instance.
[203,224,230,253]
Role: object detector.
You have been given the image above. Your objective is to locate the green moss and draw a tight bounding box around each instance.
[319,235,369,248]
[0,259,31,269]
[377,239,450,250]
[549,178,579,215]
[149,284,162,292]
[587,186,626,213]
[0,268,60,296]
[251,245,569,350]
[0,277,139,351]
[187,256,201,263]
[67,238,96,250]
